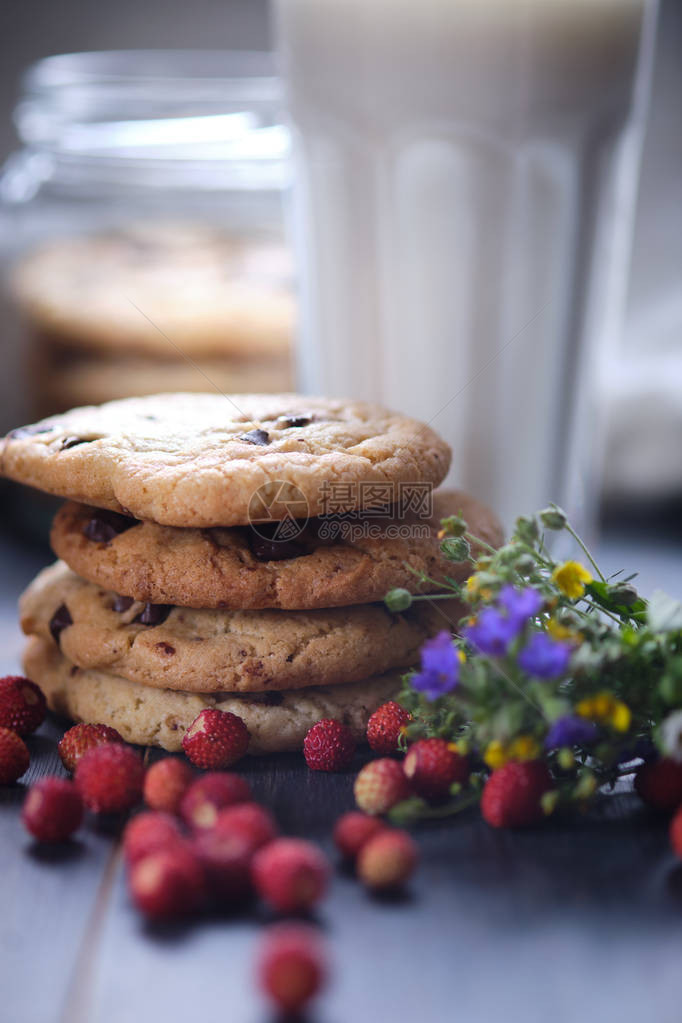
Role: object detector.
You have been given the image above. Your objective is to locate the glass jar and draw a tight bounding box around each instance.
[0,50,294,437]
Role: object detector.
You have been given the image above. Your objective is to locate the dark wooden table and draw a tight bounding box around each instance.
[2,526,682,1023]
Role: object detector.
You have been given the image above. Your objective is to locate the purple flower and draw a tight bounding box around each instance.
[463,607,520,657]
[411,631,460,701]
[545,716,598,749]
[498,585,543,625]
[517,633,572,679]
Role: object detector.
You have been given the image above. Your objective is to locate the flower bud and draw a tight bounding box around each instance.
[440,537,471,562]
[439,514,467,538]
[384,588,413,613]
[539,506,568,530]
[515,555,537,576]
[515,516,539,544]
[607,583,639,606]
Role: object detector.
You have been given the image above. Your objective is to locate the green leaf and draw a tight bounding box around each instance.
[586,581,647,624]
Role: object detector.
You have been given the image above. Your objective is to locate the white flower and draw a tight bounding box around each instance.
[661,711,682,763]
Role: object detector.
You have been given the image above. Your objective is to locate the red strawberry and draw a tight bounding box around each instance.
[180,773,252,831]
[357,829,418,891]
[22,777,83,842]
[213,803,278,853]
[366,701,412,755]
[182,709,250,769]
[634,758,682,812]
[333,811,385,861]
[123,811,185,866]
[58,723,124,773]
[129,846,205,920]
[481,760,553,828]
[257,924,327,1015]
[194,829,253,906]
[403,738,469,802]
[0,727,30,784]
[75,743,144,813]
[353,758,411,815]
[670,805,682,858]
[303,718,356,772]
[0,675,46,736]
[252,838,330,914]
[143,758,194,814]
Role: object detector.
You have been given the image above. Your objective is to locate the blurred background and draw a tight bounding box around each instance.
[0,0,679,562]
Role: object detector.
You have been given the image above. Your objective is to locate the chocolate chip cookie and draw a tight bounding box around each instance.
[50,490,502,609]
[2,393,452,527]
[20,562,462,693]
[23,636,401,754]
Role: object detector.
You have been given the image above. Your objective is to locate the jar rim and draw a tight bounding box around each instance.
[23,50,281,96]
[10,50,290,193]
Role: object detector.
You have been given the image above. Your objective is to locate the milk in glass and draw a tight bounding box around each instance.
[275,0,657,530]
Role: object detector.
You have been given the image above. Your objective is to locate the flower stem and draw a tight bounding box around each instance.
[564,523,606,583]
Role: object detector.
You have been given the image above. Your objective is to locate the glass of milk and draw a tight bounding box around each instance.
[274,0,658,533]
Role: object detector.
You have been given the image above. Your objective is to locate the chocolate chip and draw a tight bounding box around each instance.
[83,510,138,544]
[155,642,176,655]
[248,523,305,561]
[49,604,73,645]
[59,435,88,451]
[279,414,311,428]
[134,603,171,626]
[8,423,55,438]
[112,595,134,613]
[239,429,270,446]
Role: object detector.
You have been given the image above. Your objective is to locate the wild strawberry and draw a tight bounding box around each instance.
[0,675,46,736]
[357,829,418,891]
[213,803,278,853]
[22,777,83,842]
[129,846,205,920]
[182,709,250,769]
[143,758,194,814]
[257,924,327,1015]
[670,805,682,858]
[403,738,469,802]
[481,760,553,828]
[0,727,30,784]
[634,758,682,812]
[366,701,411,755]
[58,723,124,773]
[333,811,385,861]
[75,743,144,813]
[303,718,356,772]
[194,829,253,906]
[123,811,185,866]
[354,758,411,815]
[252,838,330,914]
[180,772,252,831]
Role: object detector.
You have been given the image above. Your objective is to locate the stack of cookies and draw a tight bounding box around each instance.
[11,224,295,418]
[1,393,501,755]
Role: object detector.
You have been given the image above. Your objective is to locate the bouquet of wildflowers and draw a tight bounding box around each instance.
[384,506,682,826]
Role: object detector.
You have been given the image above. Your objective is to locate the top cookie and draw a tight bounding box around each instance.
[1,393,451,528]
[12,223,294,358]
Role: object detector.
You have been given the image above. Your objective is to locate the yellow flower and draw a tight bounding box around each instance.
[507,735,541,762]
[484,735,540,769]
[576,692,631,733]
[457,650,466,664]
[552,561,592,599]
[483,740,508,770]
[465,574,492,602]
[547,618,582,645]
